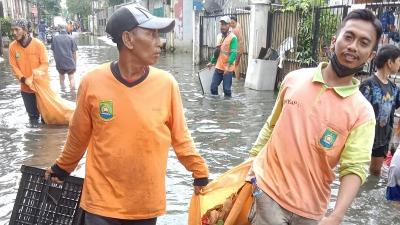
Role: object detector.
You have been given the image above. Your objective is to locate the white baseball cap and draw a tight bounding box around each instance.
[219,16,231,24]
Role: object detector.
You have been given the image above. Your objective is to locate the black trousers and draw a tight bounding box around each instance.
[85,212,157,225]
[21,92,40,120]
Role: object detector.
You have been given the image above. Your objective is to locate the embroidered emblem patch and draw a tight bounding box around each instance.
[319,128,338,150]
[99,100,114,121]
[16,52,21,60]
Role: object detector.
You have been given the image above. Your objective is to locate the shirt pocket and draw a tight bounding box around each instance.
[312,121,348,160]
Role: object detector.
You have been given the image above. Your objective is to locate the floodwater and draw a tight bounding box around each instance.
[0,33,398,225]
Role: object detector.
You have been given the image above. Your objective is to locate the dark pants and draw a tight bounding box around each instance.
[210,69,233,97]
[21,92,40,121]
[85,212,157,225]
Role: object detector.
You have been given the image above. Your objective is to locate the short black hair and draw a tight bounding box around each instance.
[230,16,237,22]
[375,44,400,69]
[116,39,123,51]
[340,9,383,47]
[115,28,138,51]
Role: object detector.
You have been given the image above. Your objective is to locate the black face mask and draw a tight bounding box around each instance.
[330,53,365,78]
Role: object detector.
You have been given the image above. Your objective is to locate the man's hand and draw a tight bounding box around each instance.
[194,185,206,195]
[44,167,64,184]
[207,63,213,69]
[318,214,342,225]
[224,65,233,75]
[20,77,26,84]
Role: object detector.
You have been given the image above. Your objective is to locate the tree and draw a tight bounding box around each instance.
[42,0,61,16]
[108,0,125,7]
[35,0,61,24]
[67,0,91,18]
[66,0,92,29]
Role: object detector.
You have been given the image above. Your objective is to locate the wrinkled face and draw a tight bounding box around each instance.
[220,22,230,33]
[11,26,27,41]
[332,19,377,69]
[123,27,162,65]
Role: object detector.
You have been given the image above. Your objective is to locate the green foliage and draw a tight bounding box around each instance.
[280,0,321,12]
[0,17,12,40]
[281,0,341,66]
[296,16,314,66]
[34,0,62,25]
[44,0,61,15]
[108,0,125,7]
[66,0,92,28]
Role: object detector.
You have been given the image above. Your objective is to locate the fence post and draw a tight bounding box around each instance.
[0,21,3,57]
[247,0,271,61]
[311,7,321,66]
[265,10,273,50]
[166,0,175,52]
[193,9,201,65]
[342,6,349,21]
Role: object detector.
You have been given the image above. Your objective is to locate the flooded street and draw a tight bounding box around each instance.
[0,34,398,225]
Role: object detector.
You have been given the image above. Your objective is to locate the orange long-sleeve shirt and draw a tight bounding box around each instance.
[8,38,49,93]
[56,63,209,219]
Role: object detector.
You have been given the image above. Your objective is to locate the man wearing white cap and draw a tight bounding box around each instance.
[207,15,238,97]
[45,4,209,225]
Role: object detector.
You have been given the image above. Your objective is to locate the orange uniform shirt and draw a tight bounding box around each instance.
[56,63,209,219]
[231,25,244,55]
[253,64,375,220]
[9,38,49,93]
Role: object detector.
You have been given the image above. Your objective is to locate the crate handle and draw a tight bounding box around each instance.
[38,178,63,217]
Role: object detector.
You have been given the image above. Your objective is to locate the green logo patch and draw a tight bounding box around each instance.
[319,128,338,150]
[99,100,114,121]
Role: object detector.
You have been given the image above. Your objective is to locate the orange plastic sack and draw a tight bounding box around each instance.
[188,159,253,225]
[25,70,75,125]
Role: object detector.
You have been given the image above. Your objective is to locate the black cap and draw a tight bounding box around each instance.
[106,4,175,43]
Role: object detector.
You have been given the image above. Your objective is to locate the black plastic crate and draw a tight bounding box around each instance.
[9,165,85,225]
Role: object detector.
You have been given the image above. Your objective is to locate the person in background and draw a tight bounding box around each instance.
[45,4,209,225]
[380,7,396,44]
[37,19,47,43]
[8,19,48,123]
[207,16,237,97]
[360,44,400,176]
[387,147,400,202]
[248,9,381,225]
[67,21,73,35]
[230,16,244,81]
[51,25,78,90]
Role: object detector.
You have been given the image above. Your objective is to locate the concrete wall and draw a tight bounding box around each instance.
[2,0,30,19]
[94,0,195,52]
[173,0,193,52]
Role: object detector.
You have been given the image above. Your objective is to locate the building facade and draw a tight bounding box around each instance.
[1,0,31,19]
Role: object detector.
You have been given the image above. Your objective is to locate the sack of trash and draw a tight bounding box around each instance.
[25,69,75,125]
[188,159,253,225]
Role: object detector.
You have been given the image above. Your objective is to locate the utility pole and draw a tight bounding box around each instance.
[0,21,3,57]
[92,0,95,35]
